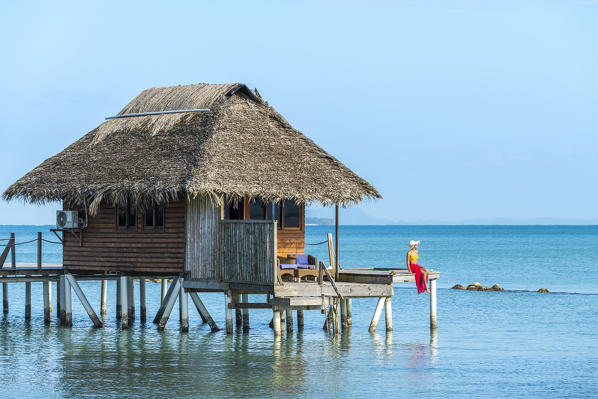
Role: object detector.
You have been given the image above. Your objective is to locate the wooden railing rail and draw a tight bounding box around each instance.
[0,232,62,270]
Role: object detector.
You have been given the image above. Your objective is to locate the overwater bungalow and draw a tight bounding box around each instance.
[3,83,438,334]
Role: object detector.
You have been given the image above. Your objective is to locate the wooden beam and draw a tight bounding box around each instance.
[368,297,385,333]
[385,297,392,332]
[43,281,51,324]
[241,293,249,331]
[139,277,146,322]
[2,282,7,315]
[275,282,393,298]
[272,307,281,336]
[65,273,103,328]
[189,292,219,332]
[64,275,72,327]
[25,282,31,320]
[100,279,107,316]
[225,290,233,334]
[120,276,129,329]
[152,276,180,324]
[157,278,181,331]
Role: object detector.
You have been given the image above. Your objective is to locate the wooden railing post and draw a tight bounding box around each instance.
[10,233,15,269]
[37,232,42,271]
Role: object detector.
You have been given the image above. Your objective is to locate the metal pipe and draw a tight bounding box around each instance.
[105,109,210,120]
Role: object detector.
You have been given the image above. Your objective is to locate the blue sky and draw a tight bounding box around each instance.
[1,0,597,224]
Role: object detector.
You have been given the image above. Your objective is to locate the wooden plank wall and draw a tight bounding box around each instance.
[185,196,220,280]
[219,220,276,285]
[277,229,305,257]
[63,201,185,274]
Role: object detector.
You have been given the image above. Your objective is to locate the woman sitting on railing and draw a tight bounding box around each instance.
[406,240,430,294]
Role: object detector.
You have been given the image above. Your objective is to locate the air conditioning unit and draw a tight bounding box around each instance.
[56,210,80,229]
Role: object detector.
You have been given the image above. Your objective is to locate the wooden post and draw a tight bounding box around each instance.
[272,307,281,336]
[385,297,392,332]
[189,292,219,332]
[10,233,15,269]
[156,278,181,331]
[65,274,103,328]
[37,232,42,271]
[59,274,66,325]
[179,279,188,332]
[64,275,72,327]
[139,277,146,322]
[332,303,340,335]
[335,204,339,280]
[297,309,304,327]
[234,294,242,329]
[120,276,129,329]
[347,298,352,326]
[2,283,7,315]
[241,293,249,331]
[161,279,167,303]
[430,278,437,329]
[47,281,52,314]
[323,306,331,331]
[285,308,293,333]
[116,278,122,320]
[25,282,31,320]
[127,277,135,322]
[368,297,385,333]
[340,298,348,329]
[152,277,180,324]
[55,280,61,318]
[225,290,233,334]
[43,281,51,324]
[100,279,107,317]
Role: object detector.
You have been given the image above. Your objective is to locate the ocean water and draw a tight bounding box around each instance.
[0,225,596,398]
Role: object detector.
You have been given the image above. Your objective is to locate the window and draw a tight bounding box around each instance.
[273,200,302,229]
[144,202,164,229]
[249,199,267,220]
[223,196,244,220]
[117,198,136,229]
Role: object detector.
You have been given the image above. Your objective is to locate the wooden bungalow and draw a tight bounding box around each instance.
[3,83,436,335]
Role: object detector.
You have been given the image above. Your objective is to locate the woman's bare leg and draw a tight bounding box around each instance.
[423,270,430,293]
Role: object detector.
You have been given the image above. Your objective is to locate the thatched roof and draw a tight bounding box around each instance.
[3,83,381,213]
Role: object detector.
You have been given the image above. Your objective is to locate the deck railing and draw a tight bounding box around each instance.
[218,220,277,286]
[0,232,62,270]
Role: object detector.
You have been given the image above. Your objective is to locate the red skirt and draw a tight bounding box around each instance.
[409,263,428,294]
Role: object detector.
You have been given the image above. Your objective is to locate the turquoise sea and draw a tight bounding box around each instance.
[0,225,596,398]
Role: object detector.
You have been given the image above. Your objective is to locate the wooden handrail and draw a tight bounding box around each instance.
[319,261,343,300]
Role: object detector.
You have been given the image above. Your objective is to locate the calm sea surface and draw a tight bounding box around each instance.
[0,225,596,398]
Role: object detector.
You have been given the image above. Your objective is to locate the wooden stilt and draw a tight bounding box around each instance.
[189,292,219,332]
[55,280,60,319]
[139,277,146,322]
[234,294,242,329]
[225,290,233,334]
[341,298,348,329]
[65,274,103,328]
[347,298,352,326]
[120,276,129,329]
[368,297,385,333]
[116,278,122,320]
[157,278,181,331]
[152,277,180,324]
[323,306,331,331]
[430,279,437,329]
[25,282,31,320]
[43,281,51,324]
[297,309,304,327]
[241,293,249,331]
[385,297,392,332]
[100,279,107,317]
[272,307,281,336]
[47,281,52,314]
[333,303,340,335]
[59,275,66,325]
[285,308,293,333]
[2,282,7,315]
[127,277,135,322]
[64,275,72,327]
[161,279,167,303]
[179,280,188,332]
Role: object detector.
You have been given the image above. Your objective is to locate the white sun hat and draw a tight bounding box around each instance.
[409,240,420,248]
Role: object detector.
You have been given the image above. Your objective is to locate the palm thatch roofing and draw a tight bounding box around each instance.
[3,83,381,214]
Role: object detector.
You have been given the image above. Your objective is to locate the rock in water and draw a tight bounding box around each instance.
[491,284,504,291]
[538,288,549,293]
[466,283,482,291]
[452,284,466,290]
